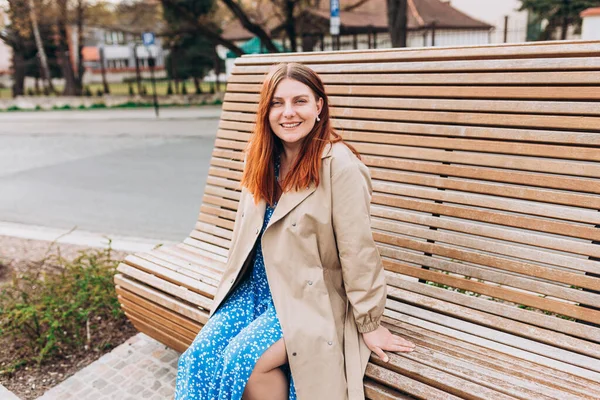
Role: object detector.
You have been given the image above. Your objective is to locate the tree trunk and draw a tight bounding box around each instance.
[214,47,221,92]
[28,0,53,92]
[55,0,77,96]
[12,51,26,97]
[387,0,408,47]
[75,0,85,95]
[285,0,297,52]
[193,76,202,94]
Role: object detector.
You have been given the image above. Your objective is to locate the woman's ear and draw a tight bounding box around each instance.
[317,97,323,116]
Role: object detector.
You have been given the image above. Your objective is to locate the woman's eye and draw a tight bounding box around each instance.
[297,99,306,103]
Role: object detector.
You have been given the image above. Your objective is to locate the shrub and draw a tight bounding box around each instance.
[78,104,86,110]
[7,105,20,111]
[89,103,106,109]
[0,242,124,371]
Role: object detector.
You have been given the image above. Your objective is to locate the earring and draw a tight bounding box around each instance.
[316,115,321,122]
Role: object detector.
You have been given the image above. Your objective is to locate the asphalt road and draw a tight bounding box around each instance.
[0,107,222,242]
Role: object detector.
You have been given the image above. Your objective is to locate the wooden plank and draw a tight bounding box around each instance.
[233,57,600,75]
[373,180,599,224]
[365,365,464,400]
[183,237,230,259]
[224,93,600,117]
[115,274,209,324]
[378,245,598,306]
[364,379,415,400]
[116,262,213,310]
[383,258,600,323]
[233,41,600,65]
[384,276,600,356]
[224,101,600,132]
[383,307,600,380]
[370,168,600,209]
[219,112,600,146]
[228,71,600,85]
[226,83,600,101]
[371,210,600,274]
[118,293,200,339]
[372,193,600,242]
[363,156,600,194]
[198,212,235,231]
[384,318,600,397]
[125,311,192,353]
[121,255,218,297]
[375,225,600,291]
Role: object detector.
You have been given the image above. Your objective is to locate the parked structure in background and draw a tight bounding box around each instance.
[75,26,167,84]
[582,7,600,39]
[219,0,493,77]
[448,0,530,43]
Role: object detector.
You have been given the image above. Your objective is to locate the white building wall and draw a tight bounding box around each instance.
[445,0,528,43]
[582,14,600,39]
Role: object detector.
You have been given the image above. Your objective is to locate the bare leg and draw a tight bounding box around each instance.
[243,339,289,400]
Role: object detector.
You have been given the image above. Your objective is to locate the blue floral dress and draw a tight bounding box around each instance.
[175,157,297,400]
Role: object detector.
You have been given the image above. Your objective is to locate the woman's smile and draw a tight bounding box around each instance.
[281,122,302,129]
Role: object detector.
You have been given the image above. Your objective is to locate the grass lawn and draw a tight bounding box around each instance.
[0,79,226,98]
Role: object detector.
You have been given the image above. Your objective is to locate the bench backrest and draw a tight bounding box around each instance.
[188,41,600,376]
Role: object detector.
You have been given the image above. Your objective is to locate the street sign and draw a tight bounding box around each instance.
[142,32,155,46]
[330,0,340,35]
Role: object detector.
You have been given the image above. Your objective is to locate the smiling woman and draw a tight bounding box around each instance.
[174,63,415,400]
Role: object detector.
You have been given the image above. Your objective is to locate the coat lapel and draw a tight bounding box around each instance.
[266,142,332,230]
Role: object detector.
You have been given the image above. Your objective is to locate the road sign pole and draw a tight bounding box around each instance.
[148,57,159,118]
[330,0,340,49]
[142,32,159,118]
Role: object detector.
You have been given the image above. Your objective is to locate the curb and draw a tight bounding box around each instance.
[0,221,176,253]
[0,383,22,400]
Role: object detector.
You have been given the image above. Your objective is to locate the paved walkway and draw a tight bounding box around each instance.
[37,333,180,400]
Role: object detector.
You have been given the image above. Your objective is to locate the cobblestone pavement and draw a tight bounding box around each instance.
[36,333,180,400]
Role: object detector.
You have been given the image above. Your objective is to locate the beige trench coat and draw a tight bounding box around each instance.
[209,142,387,400]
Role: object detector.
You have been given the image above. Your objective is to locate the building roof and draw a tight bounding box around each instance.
[581,7,600,17]
[222,0,492,41]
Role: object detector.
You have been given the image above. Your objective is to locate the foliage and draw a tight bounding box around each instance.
[0,243,123,371]
[163,0,221,82]
[519,0,600,40]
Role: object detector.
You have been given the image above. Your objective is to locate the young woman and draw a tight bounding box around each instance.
[175,62,416,400]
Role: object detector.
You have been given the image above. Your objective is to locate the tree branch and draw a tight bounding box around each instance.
[219,0,280,52]
[160,0,245,56]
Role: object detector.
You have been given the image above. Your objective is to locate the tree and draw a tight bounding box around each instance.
[28,0,54,93]
[163,0,223,89]
[519,0,600,40]
[387,0,408,47]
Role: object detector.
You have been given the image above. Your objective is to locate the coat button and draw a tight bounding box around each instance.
[242,212,245,217]
[307,280,313,286]
[292,222,296,227]
[255,228,259,234]
[292,352,297,356]
[230,279,234,284]
[327,341,333,346]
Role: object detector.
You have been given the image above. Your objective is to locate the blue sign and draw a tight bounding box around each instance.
[330,0,339,17]
[142,32,155,46]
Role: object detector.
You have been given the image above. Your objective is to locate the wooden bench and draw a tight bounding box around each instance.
[115,40,600,399]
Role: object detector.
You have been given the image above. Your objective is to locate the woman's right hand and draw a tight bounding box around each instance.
[362,325,416,362]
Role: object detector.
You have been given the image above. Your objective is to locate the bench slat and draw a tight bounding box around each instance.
[227,83,600,100]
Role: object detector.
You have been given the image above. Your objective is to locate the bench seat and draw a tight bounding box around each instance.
[116,40,600,399]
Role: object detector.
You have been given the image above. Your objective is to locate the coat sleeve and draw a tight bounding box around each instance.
[331,159,387,333]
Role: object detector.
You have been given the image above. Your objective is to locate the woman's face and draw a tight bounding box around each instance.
[268,78,323,147]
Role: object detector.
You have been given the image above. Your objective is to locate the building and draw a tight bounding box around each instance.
[581,7,600,40]
[219,0,493,77]
[74,26,167,84]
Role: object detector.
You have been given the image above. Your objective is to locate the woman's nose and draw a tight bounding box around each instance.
[283,103,296,117]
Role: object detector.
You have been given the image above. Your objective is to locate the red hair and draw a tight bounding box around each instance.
[241,62,359,205]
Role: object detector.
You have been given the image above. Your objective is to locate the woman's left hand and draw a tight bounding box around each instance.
[362,325,416,363]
